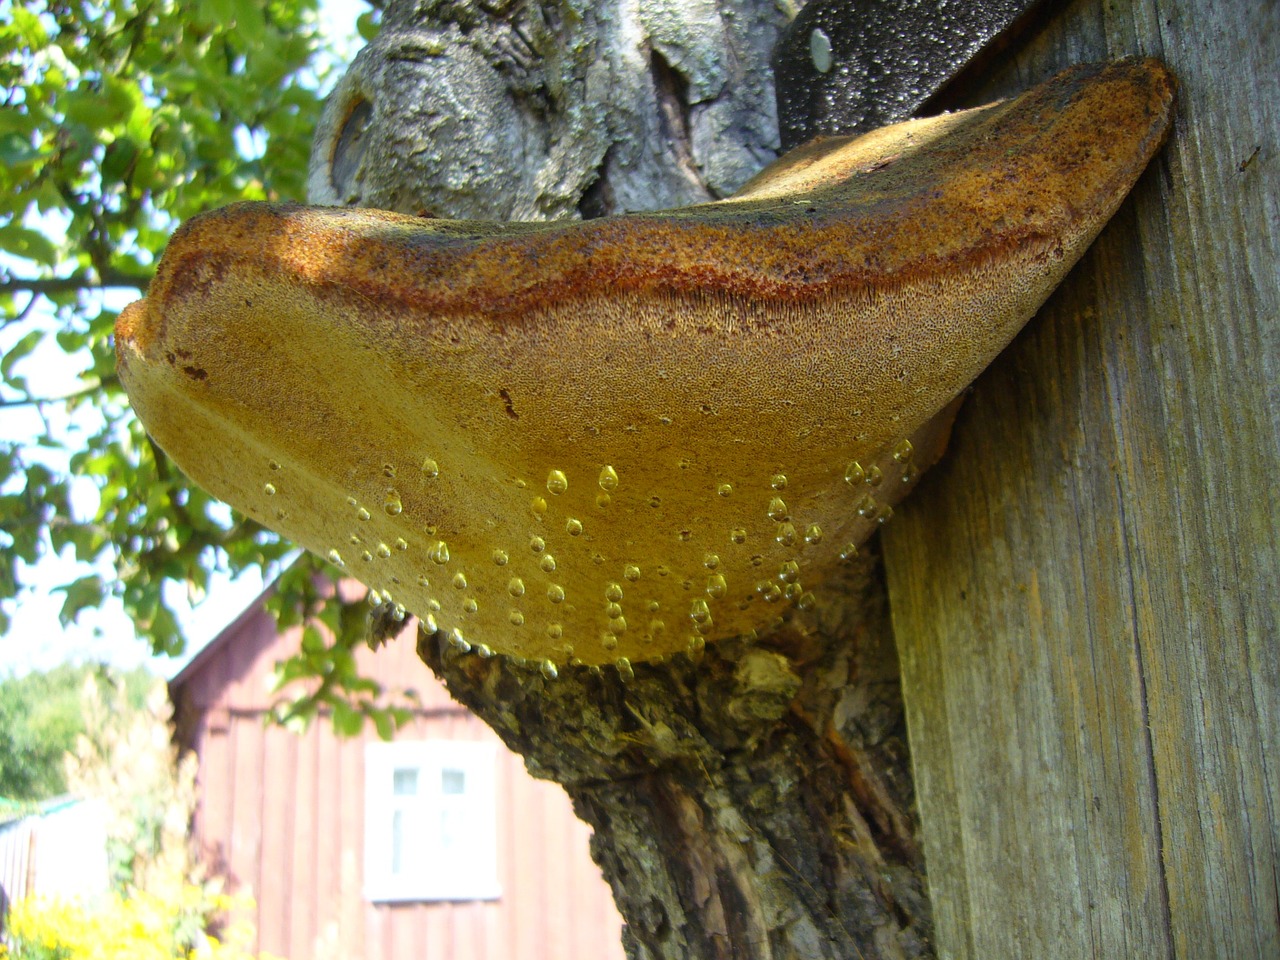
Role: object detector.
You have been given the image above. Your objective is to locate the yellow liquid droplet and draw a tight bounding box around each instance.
[326,549,344,566]
[686,635,706,662]
[263,482,277,496]
[547,584,565,603]
[706,574,727,599]
[546,469,568,496]
[508,577,526,597]
[268,460,282,471]
[616,657,634,683]
[598,465,619,491]
[376,543,391,558]
[864,465,883,487]
[492,549,509,566]
[509,610,525,626]
[395,537,408,551]
[893,439,914,463]
[530,536,546,554]
[383,491,402,516]
[421,457,439,479]
[690,598,711,623]
[779,560,800,583]
[356,506,371,521]
[717,482,733,498]
[430,541,450,564]
[770,473,787,491]
[844,461,865,485]
[566,518,584,536]
[730,528,747,545]
[775,522,797,546]
[452,572,467,589]
[540,555,557,573]
[540,659,559,680]
[605,582,624,602]
[623,565,641,583]
[609,616,628,635]
[767,497,788,521]
[804,524,823,545]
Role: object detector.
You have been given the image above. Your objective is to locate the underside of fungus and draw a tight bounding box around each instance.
[116,59,1175,667]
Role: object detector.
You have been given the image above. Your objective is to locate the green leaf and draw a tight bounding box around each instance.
[0,131,42,164]
[330,700,363,737]
[1,329,43,384]
[0,224,59,266]
[57,574,106,623]
[300,624,325,655]
[101,137,140,184]
[356,11,381,41]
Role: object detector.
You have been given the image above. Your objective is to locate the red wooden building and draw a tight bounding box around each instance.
[169,585,624,960]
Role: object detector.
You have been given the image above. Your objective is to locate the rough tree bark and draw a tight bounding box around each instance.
[309,1,936,957]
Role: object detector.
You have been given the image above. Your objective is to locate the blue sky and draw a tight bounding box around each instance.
[0,0,369,678]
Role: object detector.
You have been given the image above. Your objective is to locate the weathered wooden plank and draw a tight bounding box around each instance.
[885,0,1279,957]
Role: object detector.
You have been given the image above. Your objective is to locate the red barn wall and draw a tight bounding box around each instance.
[172,593,624,960]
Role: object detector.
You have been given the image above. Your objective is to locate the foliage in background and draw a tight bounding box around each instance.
[0,0,323,652]
[2,887,283,960]
[64,672,195,888]
[0,0,409,735]
[1,674,282,960]
[0,661,150,800]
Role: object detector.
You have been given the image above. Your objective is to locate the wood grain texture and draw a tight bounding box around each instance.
[884,1,1279,957]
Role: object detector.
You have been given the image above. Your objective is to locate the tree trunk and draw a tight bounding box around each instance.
[417,555,932,959]
[309,0,1276,957]
[311,1,937,956]
[883,1,1280,958]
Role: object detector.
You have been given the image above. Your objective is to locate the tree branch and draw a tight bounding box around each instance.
[1,269,151,296]
[0,376,117,408]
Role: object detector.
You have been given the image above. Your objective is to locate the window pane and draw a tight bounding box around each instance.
[391,809,404,874]
[441,768,466,795]
[393,767,419,796]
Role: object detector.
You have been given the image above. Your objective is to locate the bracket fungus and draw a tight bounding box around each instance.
[116,59,1175,667]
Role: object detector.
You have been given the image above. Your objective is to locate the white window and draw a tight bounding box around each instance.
[364,740,501,902]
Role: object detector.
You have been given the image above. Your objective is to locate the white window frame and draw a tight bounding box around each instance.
[364,740,501,903]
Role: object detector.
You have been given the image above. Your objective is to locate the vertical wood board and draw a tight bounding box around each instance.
[885,1,1279,957]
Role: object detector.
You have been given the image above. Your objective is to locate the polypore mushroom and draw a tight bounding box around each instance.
[115,59,1175,668]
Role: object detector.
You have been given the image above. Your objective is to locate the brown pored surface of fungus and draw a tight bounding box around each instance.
[116,58,1175,667]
